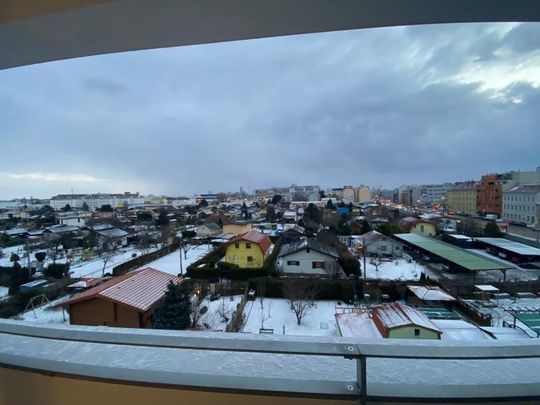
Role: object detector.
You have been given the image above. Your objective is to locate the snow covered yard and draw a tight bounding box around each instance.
[137,244,213,275]
[363,257,425,281]
[242,298,342,337]
[198,295,243,331]
[17,296,69,324]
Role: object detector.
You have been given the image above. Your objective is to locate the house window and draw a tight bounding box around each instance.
[235,243,240,249]
[312,261,326,269]
[420,225,425,233]
[232,255,238,262]
[414,328,420,336]
[247,256,253,262]
[306,248,310,253]
[246,243,251,249]
[287,260,300,266]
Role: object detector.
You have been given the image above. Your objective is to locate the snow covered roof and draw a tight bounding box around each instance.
[229,230,272,254]
[433,319,492,342]
[63,268,183,312]
[372,303,441,335]
[278,238,340,259]
[335,311,382,338]
[407,285,456,302]
[96,228,129,239]
[67,278,102,289]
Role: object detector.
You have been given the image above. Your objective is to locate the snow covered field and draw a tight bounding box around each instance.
[242,298,342,337]
[363,257,424,281]
[137,244,213,275]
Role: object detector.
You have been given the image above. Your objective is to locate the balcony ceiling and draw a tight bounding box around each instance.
[1,0,540,70]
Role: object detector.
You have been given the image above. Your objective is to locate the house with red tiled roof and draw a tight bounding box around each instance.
[224,230,273,269]
[63,267,183,328]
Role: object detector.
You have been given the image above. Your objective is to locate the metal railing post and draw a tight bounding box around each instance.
[357,350,367,405]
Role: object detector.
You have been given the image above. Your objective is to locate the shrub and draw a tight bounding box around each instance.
[10,253,20,262]
[44,263,70,279]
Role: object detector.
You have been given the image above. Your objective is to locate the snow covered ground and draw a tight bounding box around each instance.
[137,244,214,276]
[0,286,8,301]
[242,298,342,337]
[198,295,243,331]
[362,257,425,281]
[17,296,69,324]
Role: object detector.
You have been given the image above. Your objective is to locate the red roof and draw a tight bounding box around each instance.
[230,230,272,254]
[63,268,183,312]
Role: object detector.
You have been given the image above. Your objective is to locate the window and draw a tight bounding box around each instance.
[312,261,326,269]
[246,243,251,249]
[232,255,238,262]
[287,260,300,266]
[235,243,239,249]
[414,328,420,336]
[247,256,253,262]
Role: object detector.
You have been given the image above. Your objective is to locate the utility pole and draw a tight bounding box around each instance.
[179,239,183,276]
[362,237,367,280]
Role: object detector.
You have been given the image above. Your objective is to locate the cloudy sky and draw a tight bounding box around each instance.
[1,22,539,199]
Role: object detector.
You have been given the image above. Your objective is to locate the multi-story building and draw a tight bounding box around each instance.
[50,192,145,211]
[420,183,453,206]
[477,168,540,217]
[445,182,477,215]
[354,186,372,203]
[502,184,540,226]
[397,185,422,207]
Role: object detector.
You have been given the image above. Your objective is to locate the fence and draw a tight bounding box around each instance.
[112,242,179,276]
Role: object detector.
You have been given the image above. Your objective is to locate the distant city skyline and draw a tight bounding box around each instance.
[1,23,539,200]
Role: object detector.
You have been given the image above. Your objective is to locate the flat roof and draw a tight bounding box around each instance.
[475,237,540,257]
[475,285,500,292]
[513,312,540,337]
[394,234,512,271]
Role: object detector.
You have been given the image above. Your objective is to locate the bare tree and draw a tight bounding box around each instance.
[137,231,153,255]
[97,239,114,276]
[191,286,208,327]
[281,279,320,325]
[217,296,232,323]
[369,257,383,277]
[44,234,61,264]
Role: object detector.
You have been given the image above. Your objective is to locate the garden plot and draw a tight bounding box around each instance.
[137,244,212,275]
[363,257,425,281]
[242,298,342,337]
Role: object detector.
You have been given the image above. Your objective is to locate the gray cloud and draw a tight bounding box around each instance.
[0,22,539,199]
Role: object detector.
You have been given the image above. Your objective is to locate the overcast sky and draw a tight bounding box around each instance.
[1,22,539,199]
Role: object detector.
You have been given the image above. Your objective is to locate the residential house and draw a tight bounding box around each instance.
[96,228,129,248]
[196,222,222,237]
[222,221,252,236]
[398,217,437,236]
[358,230,404,257]
[224,230,272,269]
[406,285,456,307]
[63,267,183,328]
[372,303,442,339]
[55,212,91,227]
[276,238,343,277]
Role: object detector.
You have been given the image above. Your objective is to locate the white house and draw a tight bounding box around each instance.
[358,230,404,257]
[276,238,343,277]
[196,222,222,237]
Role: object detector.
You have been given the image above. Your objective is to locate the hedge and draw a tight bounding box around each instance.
[113,242,179,276]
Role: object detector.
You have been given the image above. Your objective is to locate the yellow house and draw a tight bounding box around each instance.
[398,217,437,236]
[372,303,442,339]
[224,230,272,269]
[223,221,252,236]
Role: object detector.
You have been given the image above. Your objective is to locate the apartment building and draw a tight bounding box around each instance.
[446,182,477,215]
[502,185,540,226]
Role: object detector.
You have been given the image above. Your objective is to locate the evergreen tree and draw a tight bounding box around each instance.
[326,199,336,210]
[156,208,170,226]
[271,195,282,205]
[483,221,503,237]
[361,219,372,234]
[62,204,72,212]
[81,201,90,211]
[265,206,276,222]
[153,281,192,330]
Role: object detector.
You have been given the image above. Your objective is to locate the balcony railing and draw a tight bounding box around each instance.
[1,319,540,404]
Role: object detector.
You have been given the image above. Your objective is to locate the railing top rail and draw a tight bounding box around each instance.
[1,320,540,360]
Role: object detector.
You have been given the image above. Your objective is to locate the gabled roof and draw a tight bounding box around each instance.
[278,238,340,259]
[407,285,456,302]
[96,228,129,239]
[229,230,272,253]
[398,217,434,232]
[63,268,183,312]
[359,230,394,244]
[372,303,441,334]
[200,222,221,231]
